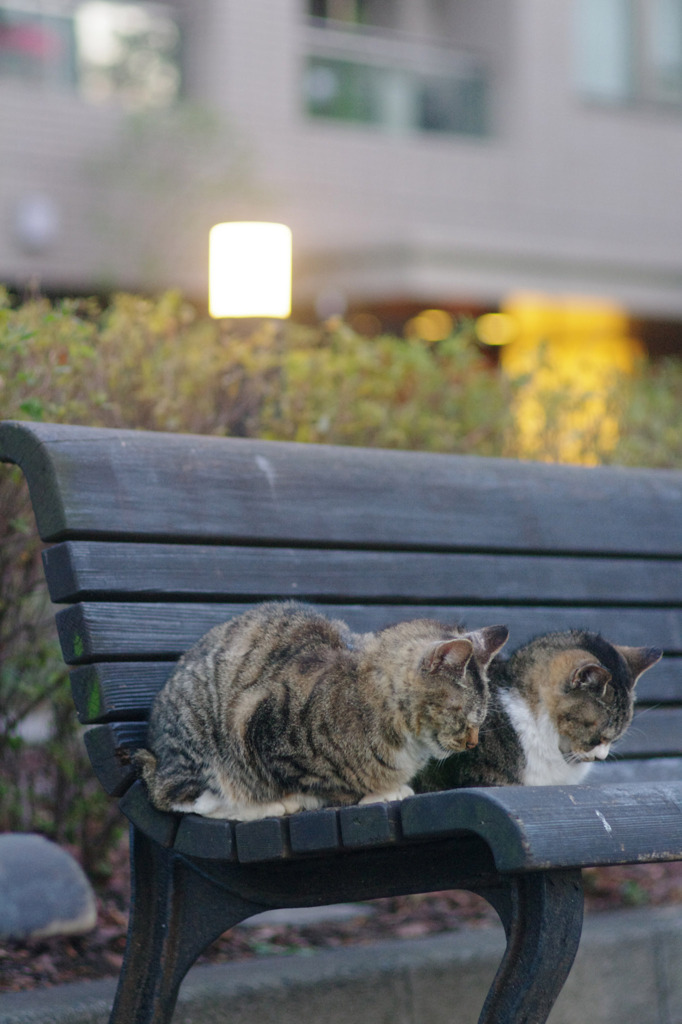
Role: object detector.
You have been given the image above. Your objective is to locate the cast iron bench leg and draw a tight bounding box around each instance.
[111,827,584,1024]
[476,869,584,1024]
[109,827,264,1024]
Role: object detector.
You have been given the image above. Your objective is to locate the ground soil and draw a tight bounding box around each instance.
[4,834,682,994]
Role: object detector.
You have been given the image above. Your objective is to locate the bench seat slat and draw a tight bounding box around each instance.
[43,540,682,605]
[56,601,682,664]
[400,782,682,871]
[118,777,682,872]
[3,420,682,555]
[174,812,235,860]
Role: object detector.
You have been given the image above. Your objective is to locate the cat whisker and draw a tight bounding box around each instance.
[631,703,662,717]
[565,751,588,765]
[620,722,647,740]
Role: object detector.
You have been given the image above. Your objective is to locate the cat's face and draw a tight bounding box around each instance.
[538,639,661,764]
[417,625,509,756]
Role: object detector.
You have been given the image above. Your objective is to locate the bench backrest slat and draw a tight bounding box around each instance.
[44,540,682,605]
[55,601,682,666]
[614,708,682,756]
[2,420,682,554]
[69,663,172,723]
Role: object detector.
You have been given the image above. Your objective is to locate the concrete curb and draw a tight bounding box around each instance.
[2,906,682,1024]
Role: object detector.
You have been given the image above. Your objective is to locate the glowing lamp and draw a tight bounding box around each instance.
[475,312,518,347]
[209,222,292,319]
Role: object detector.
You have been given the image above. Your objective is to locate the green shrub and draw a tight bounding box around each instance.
[605,356,682,468]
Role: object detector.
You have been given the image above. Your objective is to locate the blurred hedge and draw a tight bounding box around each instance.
[1,288,681,874]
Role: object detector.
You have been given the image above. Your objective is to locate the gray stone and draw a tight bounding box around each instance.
[0,833,97,941]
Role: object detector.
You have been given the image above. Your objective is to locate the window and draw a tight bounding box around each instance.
[305,57,385,125]
[649,0,682,101]
[0,1,180,107]
[75,2,180,107]
[575,0,682,106]
[419,70,487,136]
[0,8,76,87]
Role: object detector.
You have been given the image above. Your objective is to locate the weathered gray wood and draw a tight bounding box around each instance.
[288,808,340,855]
[43,539,682,605]
[173,813,236,860]
[84,722,147,795]
[3,420,682,554]
[234,819,289,863]
[339,802,400,848]
[69,663,172,723]
[400,782,682,871]
[635,659,682,703]
[55,600,682,664]
[591,757,682,783]
[117,780,682,872]
[614,708,682,756]
[118,782,179,849]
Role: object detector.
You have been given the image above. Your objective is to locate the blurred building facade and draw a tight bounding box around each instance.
[2,0,682,336]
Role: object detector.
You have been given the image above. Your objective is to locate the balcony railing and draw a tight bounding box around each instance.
[302,19,489,137]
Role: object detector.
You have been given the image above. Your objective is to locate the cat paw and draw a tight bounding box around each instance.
[280,794,325,814]
[359,785,414,805]
[203,797,325,821]
[231,801,289,821]
[171,792,232,818]
[173,792,294,820]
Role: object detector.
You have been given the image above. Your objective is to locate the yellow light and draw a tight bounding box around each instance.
[404,309,453,342]
[475,312,518,347]
[209,222,292,319]
[498,293,642,464]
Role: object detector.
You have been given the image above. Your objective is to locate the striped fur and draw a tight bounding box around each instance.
[135,601,508,820]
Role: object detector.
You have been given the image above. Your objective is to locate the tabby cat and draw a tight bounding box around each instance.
[415,629,661,790]
[135,601,508,820]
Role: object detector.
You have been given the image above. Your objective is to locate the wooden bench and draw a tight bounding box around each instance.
[2,419,682,1024]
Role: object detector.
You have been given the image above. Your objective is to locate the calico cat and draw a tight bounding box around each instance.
[134,601,508,820]
[414,629,661,790]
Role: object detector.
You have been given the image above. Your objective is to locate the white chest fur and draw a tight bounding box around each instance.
[498,690,592,785]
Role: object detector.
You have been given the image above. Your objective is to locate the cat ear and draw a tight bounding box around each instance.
[570,662,612,696]
[614,645,662,688]
[426,638,473,675]
[467,625,509,668]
